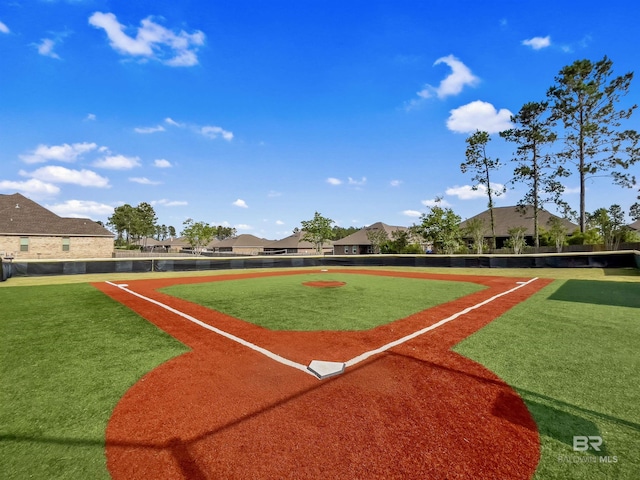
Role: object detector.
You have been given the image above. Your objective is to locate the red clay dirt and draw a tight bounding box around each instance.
[94,269,552,479]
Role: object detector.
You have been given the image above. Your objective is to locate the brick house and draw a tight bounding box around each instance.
[263,230,333,255]
[0,193,114,259]
[208,234,272,255]
[332,222,408,255]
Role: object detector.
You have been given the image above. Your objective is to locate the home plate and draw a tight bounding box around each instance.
[307,360,345,379]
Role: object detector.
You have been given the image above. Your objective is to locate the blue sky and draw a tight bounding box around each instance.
[1,0,639,239]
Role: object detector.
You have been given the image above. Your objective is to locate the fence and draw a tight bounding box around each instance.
[2,250,638,281]
[489,242,640,255]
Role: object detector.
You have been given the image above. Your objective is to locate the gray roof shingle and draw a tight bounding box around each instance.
[0,193,114,237]
[264,231,331,249]
[459,205,578,237]
[332,222,407,246]
[211,234,272,248]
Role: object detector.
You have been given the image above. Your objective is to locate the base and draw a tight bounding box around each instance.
[307,360,346,380]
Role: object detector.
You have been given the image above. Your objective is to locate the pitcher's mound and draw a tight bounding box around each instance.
[303,281,346,288]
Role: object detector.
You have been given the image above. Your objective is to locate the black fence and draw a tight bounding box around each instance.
[2,250,638,281]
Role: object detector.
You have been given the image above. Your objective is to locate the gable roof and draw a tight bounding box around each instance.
[629,220,640,231]
[0,193,113,237]
[264,230,332,250]
[211,234,272,248]
[459,205,578,237]
[332,222,407,246]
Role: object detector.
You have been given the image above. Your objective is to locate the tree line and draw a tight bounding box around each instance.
[107,203,236,250]
[458,56,639,251]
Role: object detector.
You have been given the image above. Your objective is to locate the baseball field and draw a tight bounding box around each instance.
[1,266,638,479]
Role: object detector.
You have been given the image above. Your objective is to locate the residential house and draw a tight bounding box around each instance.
[459,205,578,249]
[208,234,272,255]
[0,193,114,259]
[263,230,333,255]
[133,236,190,253]
[332,222,408,255]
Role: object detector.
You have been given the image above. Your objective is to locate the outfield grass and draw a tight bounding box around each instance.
[2,265,638,287]
[455,279,640,479]
[0,284,188,480]
[160,273,484,330]
[1,267,638,479]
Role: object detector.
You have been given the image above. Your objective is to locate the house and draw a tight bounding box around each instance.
[133,236,190,253]
[459,205,578,249]
[629,220,640,232]
[208,234,272,255]
[332,222,408,255]
[0,193,114,259]
[263,230,333,255]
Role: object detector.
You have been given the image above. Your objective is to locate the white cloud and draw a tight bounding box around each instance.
[348,176,367,186]
[445,184,505,200]
[522,36,551,50]
[134,125,165,134]
[0,178,60,197]
[390,180,402,187]
[85,113,96,121]
[446,100,513,133]
[235,224,253,231]
[409,55,480,109]
[233,198,248,208]
[153,158,172,168]
[21,166,110,188]
[402,210,422,217]
[20,142,98,164]
[422,198,452,207]
[129,177,161,185]
[200,125,233,141]
[275,220,285,225]
[151,198,188,207]
[0,20,10,34]
[93,154,141,170]
[165,117,184,127]
[88,12,205,67]
[35,38,61,59]
[326,177,342,186]
[46,199,114,218]
[165,50,198,67]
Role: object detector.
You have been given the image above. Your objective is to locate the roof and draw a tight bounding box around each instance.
[264,230,331,250]
[629,220,640,231]
[458,205,578,237]
[212,234,272,248]
[0,193,114,237]
[332,222,408,246]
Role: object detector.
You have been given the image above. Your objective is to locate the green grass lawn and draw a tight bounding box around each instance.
[454,279,640,479]
[159,273,485,330]
[0,268,638,479]
[0,284,188,480]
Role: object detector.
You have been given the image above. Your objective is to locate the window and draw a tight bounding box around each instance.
[352,247,357,254]
[62,237,70,252]
[344,246,349,254]
[20,237,29,252]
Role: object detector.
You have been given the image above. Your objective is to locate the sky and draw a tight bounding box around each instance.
[1,0,639,240]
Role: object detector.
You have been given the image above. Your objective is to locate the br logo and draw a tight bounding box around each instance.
[573,436,602,452]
